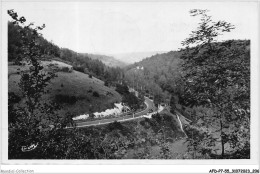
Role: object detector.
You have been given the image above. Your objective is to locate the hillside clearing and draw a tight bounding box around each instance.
[8,60,122,117]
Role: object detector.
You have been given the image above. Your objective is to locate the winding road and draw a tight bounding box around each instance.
[69,97,156,128]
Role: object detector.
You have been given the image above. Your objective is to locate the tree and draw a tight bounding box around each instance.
[7,10,69,159]
[8,21,60,63]
[154,94,163,107]
[8,21,23,63]
[104,80,109,86]
[93,91,100,97]
[181,9,235,49]
[115,83,129,95]
[123,92,140,111]
[180,9,250,158]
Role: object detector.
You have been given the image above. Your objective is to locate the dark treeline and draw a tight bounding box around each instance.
[60,48,124,84]
[8,21,60,62]
[8,21,124,84]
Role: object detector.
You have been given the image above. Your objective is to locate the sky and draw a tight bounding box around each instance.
[3,1,257,54]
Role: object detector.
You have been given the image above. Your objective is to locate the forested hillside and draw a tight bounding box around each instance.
[125,51,183,92]
[8,21,60,61]
[125,40,249,106]
[125,38,250,158]
[8,21,124,84]
[123,8,250,159]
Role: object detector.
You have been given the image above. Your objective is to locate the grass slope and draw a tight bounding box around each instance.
[8,60,122,117]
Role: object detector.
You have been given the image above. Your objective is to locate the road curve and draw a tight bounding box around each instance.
[68,97,156,128]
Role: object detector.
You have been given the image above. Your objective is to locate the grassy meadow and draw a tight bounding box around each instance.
[8,60,122,117]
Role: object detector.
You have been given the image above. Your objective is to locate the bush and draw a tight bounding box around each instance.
[60,66,72,73]
[93,91,99,97]
[47,63,59,71]
[89,113,95,119]
[8,92,21,104]
[84,68,89,74]
[106,121,130,136]
[73,66,85,73]
[61,67,69,72]
[115,84,129,95]
[122,93,140,111]
[140,119,151,129]
[104,81,109,86]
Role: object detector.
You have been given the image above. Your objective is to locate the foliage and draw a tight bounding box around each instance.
[106,121,131,136]
[122,92,140,111]
[104,80,109,86]
[8,92,21,124]
[7,10,71,159]
[142,112,184,141]
[180,9,250,158]
[60,66,71,73]
[55,94,78,104]
[115,83,143,111]
[124,51,183,106]
[61,48,124,83]
[181,9,234,47]
[183,124,212,159]
[92,91,100,97]
[73,65,85,73]
[115,83,129,95]
[8,21,60,63]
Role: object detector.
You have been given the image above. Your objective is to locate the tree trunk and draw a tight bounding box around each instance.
[220,119,225,158]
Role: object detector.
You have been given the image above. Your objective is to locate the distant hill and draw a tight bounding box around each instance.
[82,53,127,68]
[128,51,182,71]
[110,51,168,64]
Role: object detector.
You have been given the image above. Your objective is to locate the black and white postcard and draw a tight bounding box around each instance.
[1,1,259,174]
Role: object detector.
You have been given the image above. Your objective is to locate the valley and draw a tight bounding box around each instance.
[6,7,251,161]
